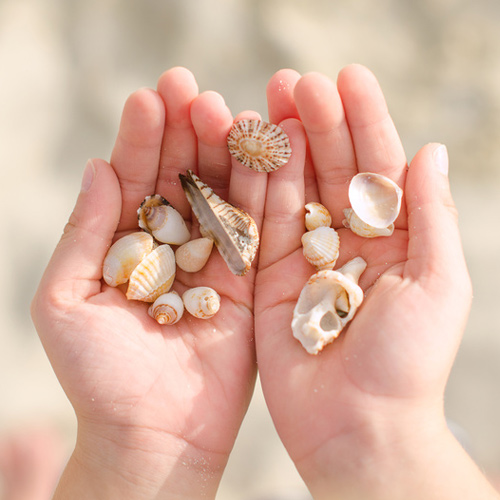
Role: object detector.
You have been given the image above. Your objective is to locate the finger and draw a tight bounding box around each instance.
[110,88,165,231]
[259,118,307,270]
[266,69,301,124]
[156,67,199,218]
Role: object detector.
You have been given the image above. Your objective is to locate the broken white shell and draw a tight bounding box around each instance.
[305,202,332,231]
[292,257,367,355]
[179,170,259,276]
[137,194,191,245]
[175,237,214,273]
[182,286,221,319]
[148,291,184,325]
[227,119,291,172]
[301,226,340,271]
[126,244,176,302]
[342,208,394,238]
[348,173,403,228]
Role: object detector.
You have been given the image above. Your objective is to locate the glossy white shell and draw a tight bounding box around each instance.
[148,291,184,325]
[342,208,394,238]
[102,232,154,287]
[175,237,214,273]
[292,257,367,355]
[182,287,221,319]
[301,226,340,270]
[304,202,332,231]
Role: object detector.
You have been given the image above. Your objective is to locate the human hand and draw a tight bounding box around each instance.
[31,68,264,499]
[255,65,497,499]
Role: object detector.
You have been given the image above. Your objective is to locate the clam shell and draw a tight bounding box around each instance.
[305,202,332,231]
[175,237,214,273]
[301,226,340,271]
[137,194,191,245]
[348,172,403,228]
[342,208,394,238]
[102,232,154,287]
[179,170,259,276]
[126,244,176,302]
[182,287,221,319]
[148,291,184,325]
[227,119,291,173]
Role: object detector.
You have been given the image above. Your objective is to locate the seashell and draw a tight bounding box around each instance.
[102,232,154,287]
[126,244,176,302]
[137,194,191,245]
[342,208,394,238]
[148,291,184,325]
[182,287,221,319]
[292,257,367,355]
[305,202,332,231]
[227,119,292,173]
[301,226,340,271]
[179,170,259,276]
[348,172,403,229]
[175,237,214,273]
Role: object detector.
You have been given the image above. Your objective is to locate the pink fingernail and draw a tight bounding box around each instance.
[433,144,449,176]
[81,159,95,192]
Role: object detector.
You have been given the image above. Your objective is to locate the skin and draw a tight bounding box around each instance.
[31,65,499,499]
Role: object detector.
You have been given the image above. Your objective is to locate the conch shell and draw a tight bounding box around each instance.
[227,119,292,172]
[342,208,394,238]
[292,257,367,355]
[182,286,221,319]
[148,291,184,325]
[301,226,340,271]
[175,237,214,273]
[179,170,259,276]
[304,202,332,231]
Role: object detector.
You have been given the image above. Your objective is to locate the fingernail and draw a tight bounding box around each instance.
[81,159,95,192]
[433,144,449,176]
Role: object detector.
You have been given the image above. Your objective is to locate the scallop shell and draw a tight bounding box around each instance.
[137,194,191,245]
[148,291,184,325]
[305,202,332,231]
[126,244,176,302]
[342,208,394,238]
[301,226,340,271]
[179,170,259,276]
[175,237,214,273]
[102,232,154,287]
[227,119,292,173]
[292,257,367,355]
[348,172,403,228]
[182,287,221,319]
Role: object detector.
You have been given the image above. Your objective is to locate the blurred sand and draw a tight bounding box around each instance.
[1,0,500,498]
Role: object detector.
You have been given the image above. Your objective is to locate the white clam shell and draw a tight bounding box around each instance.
[102,232,154,287]
[342,208,394,238]
[292,257,367,355]
[137,194,191,245]
[175,237,214,273]
[305,202,332,231]
[348,173,403,228]
[148,291,184,325]
[301,226,340,270]
[126,244,176,302]
[182,286,221,319]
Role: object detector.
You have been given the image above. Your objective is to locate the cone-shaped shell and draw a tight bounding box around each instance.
[179,170,259,276]
[342,208,394,238]
[301,226,340,271]
[126,244,176,302]
[305,202,332,231]
[182,287,221,319]
[102,232,154,287]
[175,237,214,273]
[227,119,291,172]
[348,173,403,228]
[148,291,184,325]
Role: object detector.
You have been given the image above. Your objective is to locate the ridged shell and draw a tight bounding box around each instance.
[182,287,221,319]
[179,170,259,276]
[175,237,214,273]
[348,172,403,228]
[126,244,176,302]
[342,208,394,238]
[301,226,340,271]
[292,257,367,355]
[148,291,184,325]
[137,194,191,245]
[227,119,291,172]
[102,232,154,287]
[305,202,332,231]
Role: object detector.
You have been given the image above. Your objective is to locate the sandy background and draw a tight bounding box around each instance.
[1,0,500,498]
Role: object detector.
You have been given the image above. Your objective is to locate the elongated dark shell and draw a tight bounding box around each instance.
[179,170,259,276]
